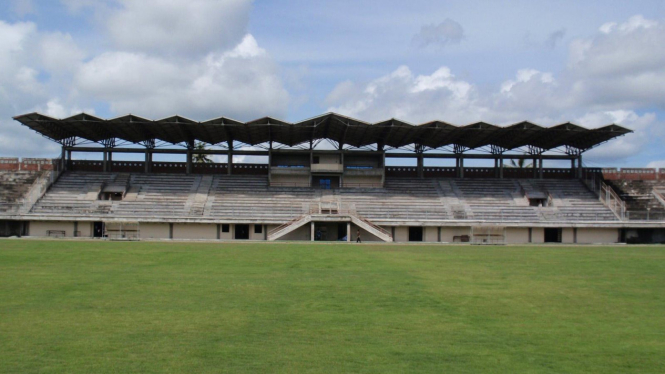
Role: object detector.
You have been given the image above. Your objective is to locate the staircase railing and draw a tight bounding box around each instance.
[268,214,307,237]
[599,181,626,220]
[354,214,392,239]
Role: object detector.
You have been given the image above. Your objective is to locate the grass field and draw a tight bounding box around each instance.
[0,240,664,373]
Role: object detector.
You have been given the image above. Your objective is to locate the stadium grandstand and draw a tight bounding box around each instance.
[2,111,664,243]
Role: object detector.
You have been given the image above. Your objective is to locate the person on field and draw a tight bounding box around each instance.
[356,229,361,243]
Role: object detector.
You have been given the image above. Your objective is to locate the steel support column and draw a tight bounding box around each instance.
[499,157,504,179]
[60,146,67,171]
[144,149,152,173]
[347,222,351,242]
[539,156,544,179]
[227,141,233,175]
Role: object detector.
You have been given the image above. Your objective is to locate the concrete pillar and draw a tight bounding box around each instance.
[340,151,344,187]
[539,156,544,179]
[577,155,583,179]
[61,146,67,171]
[227,148,233,175]
[417,152,424,179]
[571,158,576,178]
[268,148,272,185]
[459,156,464,178]
[186,149,192,175]
[311,221,315,241]
[107,151,113,172]
[381,151,386,187]
[102,150,108,172]
[500,157,504,179]
[347,222,351,242]
[532,157,537,178]
[494,158,499,178]
[144,149,152,173]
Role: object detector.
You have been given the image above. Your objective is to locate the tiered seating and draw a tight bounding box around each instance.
[532,179,618,221]
[339,179,450,220]
[111,174,197,216]
[605,180,665,220]
[0,171,42,213]
[31,172,115,215]
[208,175,315,221]
[451,179,540,221]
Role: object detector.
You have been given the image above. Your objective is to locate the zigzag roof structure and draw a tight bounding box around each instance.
[14,112,631,152]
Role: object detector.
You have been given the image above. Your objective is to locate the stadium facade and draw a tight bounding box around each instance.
[2,112,665,244]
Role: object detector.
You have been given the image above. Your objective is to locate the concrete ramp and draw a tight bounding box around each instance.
[267,215,312,241]
[350,215,393,242]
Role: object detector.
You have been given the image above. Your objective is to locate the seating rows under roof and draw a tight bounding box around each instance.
[13,112,631,152]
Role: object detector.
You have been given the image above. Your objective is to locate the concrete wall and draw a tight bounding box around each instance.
[271,174,310,186]
[505,228,529,244]
[277,224,311,241]
[219,224,233,240]
[173,223,216,240]
[140,223,170,239]
[393,226,408,242]
[78,222,92,237]
[317,154,341,164]
[576,228,618,243]
[562,228,575,243]
[424,226,438,242]
[532,227,545,243]
[250,224,266,240]
[343,175,382,186]
[440,227,472,243]
[351,224,382,242]
[29,221,75,237]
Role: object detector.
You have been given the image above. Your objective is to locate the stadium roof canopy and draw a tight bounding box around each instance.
[13,112,632,152]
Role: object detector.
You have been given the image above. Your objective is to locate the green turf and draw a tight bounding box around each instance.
[0,240,664,373]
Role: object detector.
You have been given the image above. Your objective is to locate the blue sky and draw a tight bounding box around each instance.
[1,0,665,168]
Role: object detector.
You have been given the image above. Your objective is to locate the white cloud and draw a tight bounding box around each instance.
[327,65,483,124]
[74,34,289,120]
[38,32,86,73]
[106,0,252,56]
[646,160,665,169]
[325,15,665,164]
[412,19,465,49]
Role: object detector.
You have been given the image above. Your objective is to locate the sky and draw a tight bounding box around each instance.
[1,0,665,168]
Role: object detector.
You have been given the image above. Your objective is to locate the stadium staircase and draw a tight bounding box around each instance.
[267,202,393,242]
[0,171,47,214]
[605,179,665,220]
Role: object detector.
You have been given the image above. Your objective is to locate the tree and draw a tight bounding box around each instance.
[508,158,532,168]
[193,142,213,163]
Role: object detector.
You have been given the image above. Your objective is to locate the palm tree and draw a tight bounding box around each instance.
[192,142,213,163]
[508,158,532,168]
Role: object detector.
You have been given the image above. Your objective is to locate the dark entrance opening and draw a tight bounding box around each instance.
[337,223,346,241]
[544,228,562,243]
[93,222,104,238]
[0,220,24,237]
[409,226,423,242]
[235,224,249,240]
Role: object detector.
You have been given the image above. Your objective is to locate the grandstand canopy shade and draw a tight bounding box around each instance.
[13,112,632,152]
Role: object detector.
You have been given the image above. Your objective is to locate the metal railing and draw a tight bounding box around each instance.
[624,210,665,221]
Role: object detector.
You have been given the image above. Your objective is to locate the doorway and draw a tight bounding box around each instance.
[93,222,104,238]
[544,228,562,243]
[235,224,249,239]
[409,226,423,242]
